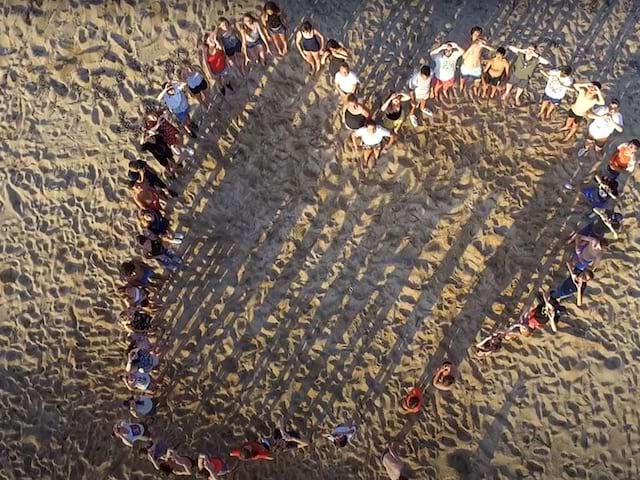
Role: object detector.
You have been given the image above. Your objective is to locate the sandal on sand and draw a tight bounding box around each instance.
[421,108,433,117]
[409,114,418,127]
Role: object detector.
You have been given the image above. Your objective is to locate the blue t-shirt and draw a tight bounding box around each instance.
[186,71,203,89]
[163,86,189,114]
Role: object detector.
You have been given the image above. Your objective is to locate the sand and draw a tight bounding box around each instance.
[1,0,640,478]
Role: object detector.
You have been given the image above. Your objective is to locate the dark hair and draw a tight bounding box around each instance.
[629,139,640,148]
[239,448,252,460]
[137,234,148,246]
[120,261,135,276]
[470,26,483,35]
[264,1,280,14]
[128,171,140,187]
[346,93,357,103]
[365,118,376,127]
[301,21,313,32]
[243,12,257,23]
[122,400,131,408]
[218,16,229,25]
[599,238,609,248]
[162,81,171,90]
[610,98,620,107]
[407,396,420,408]
[591,81,602,89]
[497,46,506,55]
[442,375,455,386]
[334,436,348,447]
[326,39,340,49]
[339,62,349,71]
[560,66,572,75]
[419,65,431,76]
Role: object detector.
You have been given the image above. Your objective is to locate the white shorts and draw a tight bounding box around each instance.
[414,89,430,101]
[460,64,482,78]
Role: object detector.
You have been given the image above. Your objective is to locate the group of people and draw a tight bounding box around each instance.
[107,3,638,479]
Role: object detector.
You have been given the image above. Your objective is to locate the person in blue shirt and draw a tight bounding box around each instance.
[157,81,197,137]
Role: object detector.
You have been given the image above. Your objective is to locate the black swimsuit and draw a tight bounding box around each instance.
[386,105,402,121]
[222,32,242,56]
[147,211,170,236]
[267,14,284,34]
[301,34,321,52]
[344,108,366,130]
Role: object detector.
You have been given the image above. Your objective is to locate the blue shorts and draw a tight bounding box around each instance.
[174,106,190,123]
[542,94,562,106]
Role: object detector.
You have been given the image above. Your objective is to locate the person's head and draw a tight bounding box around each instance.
[419,64,431,78]
[406,395,420,409]
[581,270,594,282]
[127,171,140,188]
[129,160,146,171]
[441,374,455,387]
[589,81,602,92]
[333,435,348,447]
[239,447,252,460]
[264,1,280,15]
[365,118,376,133]
[137,234,148,246]
[141,210,154,223]
[524,44,537,57]
[390,93,401,106]
[559,65,572,77]
[628,139,640,152]
[326,39,340,50]
[609,98,620,111]
[243,13,256,25]
[163,82,176,96]
[301,21,313,33]
[443,41,454,56]
[470,26,483,41]
[346,93,358,107]
[339,62,350,75]
[218,17,230,30]
[496,46,506,58]
[122,399,132,409]
[598,238,609,249]
[120,261,135,277]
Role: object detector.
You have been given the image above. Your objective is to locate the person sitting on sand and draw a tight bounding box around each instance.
[459,26,495,97]
[604,139,639,181]
[123,394,155,418]
[516,290,566,336]
[352,119,394,172]
[157,81,197,138]
[380,91,411,134]
[137,233,182,271]
[559,81,605,142]
[123,370,153,393]
[181,58,209,106]
[430,41,464,101]
[120,259,159,288]
[197,453,236,478]
[407,65,433,126]
[551,262,594,306]
[481,47,509,99]
[501,44,550,106]
[259,417,310,452]
[578,99,624,158]
[145,441,194,476]
[324,423,357,447]
[343,94,370,134]
[571,233,607,272]
[321,39,351,76]
[240,13,271,67]
[476,331,508,357]
[216,17,245,76]
[334,63,360,104]
[139,209,183,245]
[296,21,325,73]
[229,441,274,461]
[203,31,235,97]
[126,346,160,374]
[382,444,409,480]
[538,66,574,120]
[581,174,618,209]
[262,2,288,56]
[432,361,457,391]
[112,420,149,447]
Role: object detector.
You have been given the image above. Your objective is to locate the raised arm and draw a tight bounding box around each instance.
[507,45,523,54]
[430,44,447,57]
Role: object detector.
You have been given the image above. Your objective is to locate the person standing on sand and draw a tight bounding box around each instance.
[501,45,550,106]
[128,160,177,198]
[203,31,234,96]
[181,59,209,107]
[578,99,624,158]
[157,81,197,138]
[571,233,607,272]
[516,290,565,336]
[296,21,326,73]
[112,420,149,447]
[380,91,411,134]
[407,65,433,126]
[382,444,409,480]
[197,454,236,478]
[537,66,574,120]
[580,174,619,209]
[459,26,495,97]
[334,63,360,103]
[558,81,605,142]
[551,262,593,306]
[352,119,394,172]
[217,17,245,76]
[603,139,639,181]
[430,41,464,101]
[262,2,288,56]
[480,47,509,99]
[322,39,351,76]
[240,13,271,67]
[324,423,357,447]
[343,94,371,134]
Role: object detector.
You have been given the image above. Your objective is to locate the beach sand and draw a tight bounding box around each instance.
[1,0,640,478]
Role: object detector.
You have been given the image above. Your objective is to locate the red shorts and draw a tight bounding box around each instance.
[434,77,455,90]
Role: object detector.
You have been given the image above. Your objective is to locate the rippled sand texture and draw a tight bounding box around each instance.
[2,0,640,478]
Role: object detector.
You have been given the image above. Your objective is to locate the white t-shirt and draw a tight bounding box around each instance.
[355,126,391,146]
[588,106,624,140]
[408,72,432,99]
[432,51,462,81]
[544,70,574,99]
[334,71,359,93]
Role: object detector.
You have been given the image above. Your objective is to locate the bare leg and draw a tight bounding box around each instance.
[501,83,513,101]
[514,87,524,106]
